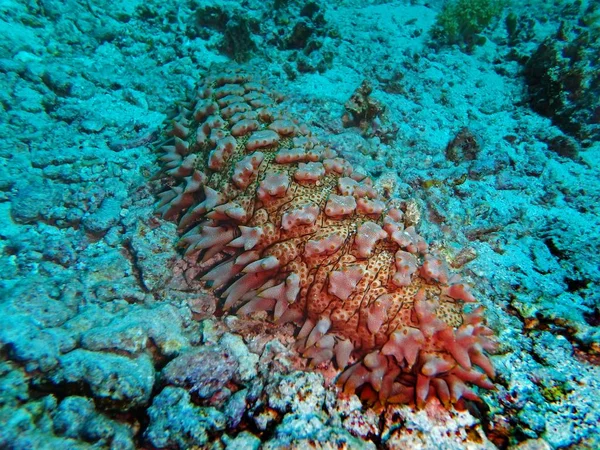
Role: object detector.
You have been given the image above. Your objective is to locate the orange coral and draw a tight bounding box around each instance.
[156,64,497,408]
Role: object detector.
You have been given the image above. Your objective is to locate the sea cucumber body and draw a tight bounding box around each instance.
[157,65,496,408]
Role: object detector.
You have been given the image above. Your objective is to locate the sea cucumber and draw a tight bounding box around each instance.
[156,64,497,408]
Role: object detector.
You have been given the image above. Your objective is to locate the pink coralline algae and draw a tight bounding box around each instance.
[156,64,497,409]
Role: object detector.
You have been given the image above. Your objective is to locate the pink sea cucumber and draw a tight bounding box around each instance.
[156,64,497,408]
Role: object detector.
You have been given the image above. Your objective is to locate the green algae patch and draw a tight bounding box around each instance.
[432,0,508,49]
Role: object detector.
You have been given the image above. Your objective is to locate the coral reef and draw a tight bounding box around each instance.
[156,64,497,409]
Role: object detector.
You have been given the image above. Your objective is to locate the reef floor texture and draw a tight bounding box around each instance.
[0,0,599,449]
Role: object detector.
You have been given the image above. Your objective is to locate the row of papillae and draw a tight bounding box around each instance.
[156,65,497,408]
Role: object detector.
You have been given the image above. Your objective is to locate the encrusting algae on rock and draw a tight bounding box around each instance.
[155,64,497,409]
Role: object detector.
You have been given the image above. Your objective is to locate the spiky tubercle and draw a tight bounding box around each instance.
[156,64,497,408]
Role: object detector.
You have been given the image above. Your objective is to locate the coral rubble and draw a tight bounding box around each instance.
[156,64,497,409]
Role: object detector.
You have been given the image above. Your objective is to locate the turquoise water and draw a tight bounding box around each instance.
[0,0,598,448]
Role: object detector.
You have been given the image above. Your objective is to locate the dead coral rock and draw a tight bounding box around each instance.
[382,402,497,449]
[511,438,552,450]
[129,220,182,292]
[145,386,226,449]
[445,127,483,163]
[223,388,248,428]
[265,371,326,415]
[50,350,155,411]
[52,396,134,448]
[187,293,218,320]
[219,333,259,383]
[162,346,239,400]
[263,412,376,450]
[524,3,600,146]
[341,406,380,439]
[342,80,380,127]
[193,0,336,68]
[286,18,315,50]
[278,0,336,74]
[219,15,258,63]
[161,332,258,404]
[544,134,580,160]
[193,1,258,62]
[80,303,192,358]
[223,431,261,449]
[342,80,397,142]
[11,176,58,224]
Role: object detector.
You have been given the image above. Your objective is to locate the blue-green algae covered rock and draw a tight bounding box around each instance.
[223,430,261,450]
[145,386,227,448]
[52,396,134,449]
[50,350,155,410]
[263,412,376,450]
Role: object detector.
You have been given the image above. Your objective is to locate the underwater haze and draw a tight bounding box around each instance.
[0,0,599,449]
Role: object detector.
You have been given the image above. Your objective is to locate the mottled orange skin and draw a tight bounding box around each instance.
[157,64,496,408]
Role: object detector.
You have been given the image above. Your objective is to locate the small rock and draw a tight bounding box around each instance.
[224,431,261,450]
[51,350,155,410]
[81,197,122,233]
[145,387,226,449]
[162,346,238,399]
[219,333,258,383]
[80,118,105,132]
[11,177,57,224]
[223,389,248,428]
